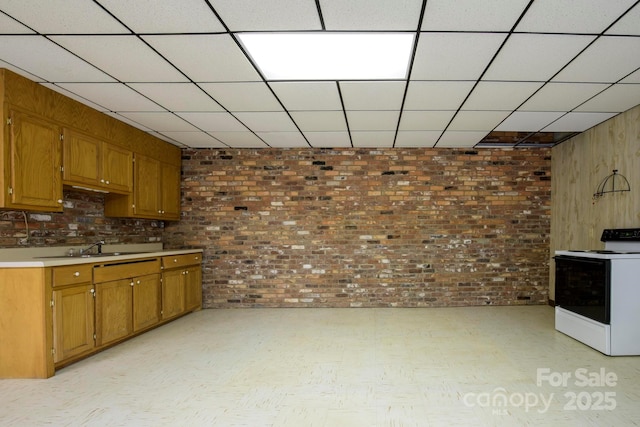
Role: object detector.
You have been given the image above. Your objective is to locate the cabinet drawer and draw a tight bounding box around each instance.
[93,258,160,283]
[52,265,93,287]
[161,253,201,269]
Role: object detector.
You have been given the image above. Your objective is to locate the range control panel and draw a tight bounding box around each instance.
[601,228,640,242]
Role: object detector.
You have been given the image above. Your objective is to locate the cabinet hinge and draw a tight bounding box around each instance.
[59,133,64,141]
[50,299,54,308]
[8,187,13,195]
[93,333,97,341]
[60,166,64,172]
[51,348,56,355]
[6,117,12,126]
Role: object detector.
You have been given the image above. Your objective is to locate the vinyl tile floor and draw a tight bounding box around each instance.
[1,306,639,427]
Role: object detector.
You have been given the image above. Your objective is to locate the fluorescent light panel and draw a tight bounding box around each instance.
[238,32,414,80]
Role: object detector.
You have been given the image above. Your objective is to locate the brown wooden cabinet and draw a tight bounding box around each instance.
[1,109,63,211]
[52,284,95,363]
[105,154,180,220]
[0,250,200,378]
[51,264,95,364]
[132,273,161,332]
[94,258,161,347]
[161,253,202,319]
[62,128,133,194]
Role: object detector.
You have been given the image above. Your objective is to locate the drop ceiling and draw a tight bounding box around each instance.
[1,0,639,149]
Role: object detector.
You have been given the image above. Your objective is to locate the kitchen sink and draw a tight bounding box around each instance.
[37,252,150,259]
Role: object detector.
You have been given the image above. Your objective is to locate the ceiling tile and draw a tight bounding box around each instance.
[256,132,310,148]
[97,0,225,33]
[620,69,640,83]
[404,81,475,110]
[0,13,35,33]
[176,112,247,132]
[290,111,347,132]
[484,34,595,81]
[143,34,261,82]
[435,131,489,148]
[494,112,566,132]
[118,112,200,131]
[1,60,44,82]
[394,131,441,147]
[104,112,152,131]
[0,0,128,33]
[128,83,223,112]
[321,0,423,30]
[51,35,186,82]
[208,131,269,148]
[411,33,506,80]
[346,111,400,131]
[270,82,342,111]
[574,84,640,112]
[421,0,530,31]
[462,82,544,110]
[147,131,186,147]
[0,36,115,82]
[553,36,640,83]
[398,111,455,131]
[303,132,352,147]
[339,81,406,110]
[233,112,298,132]
[55,83,164,112]
[41,83,109,111]
[209,0,321,31]
[606,3,640,35]
[447,111,511,131]
[519,83,609,111]
[351,131,396,147]
[542,112,618,132]
[158,131,226,148]
[515,0,637,33]
[200,82,282,112]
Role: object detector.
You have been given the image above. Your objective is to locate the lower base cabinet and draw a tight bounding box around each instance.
[52,284,95,364]
[0,251,202,378]
[161,253,203,320]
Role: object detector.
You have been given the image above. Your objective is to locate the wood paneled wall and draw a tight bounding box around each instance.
[550,104,640,298]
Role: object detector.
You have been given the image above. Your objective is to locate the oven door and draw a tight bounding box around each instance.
[554,255,611,324]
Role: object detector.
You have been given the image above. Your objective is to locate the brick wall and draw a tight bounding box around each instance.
[165,148,551,308]
[0,189,163,247]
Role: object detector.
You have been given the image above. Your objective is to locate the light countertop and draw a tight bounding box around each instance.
[0,244,203,268]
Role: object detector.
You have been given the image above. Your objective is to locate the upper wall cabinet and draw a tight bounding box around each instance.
[105,153,180,221]
[62,128,133,194]
[1,109,63,212]
[0,68,181,217]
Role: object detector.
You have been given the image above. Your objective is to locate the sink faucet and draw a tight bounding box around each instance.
[81,240,105,255]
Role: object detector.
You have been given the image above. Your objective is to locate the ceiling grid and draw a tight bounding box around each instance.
[0,0,638,149]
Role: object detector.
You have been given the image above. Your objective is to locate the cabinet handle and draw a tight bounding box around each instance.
[173,259,177,263]
[100,179,105,183]
[137,280,141,284]
[105,180,110,185]
[74,271,80,277]
[57,199,63,204]
[130,281,134,287]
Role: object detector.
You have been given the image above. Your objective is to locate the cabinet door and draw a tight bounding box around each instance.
[52,284,95,363]
[133,273,161,332]
[184,266,202,311]
[103,143,133,194]
[162,269,185,320]
[160,162,181,220]
[62,128,101,188]
[133,154,161,218]
[7,110,62,211]
[95,279,133,347]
